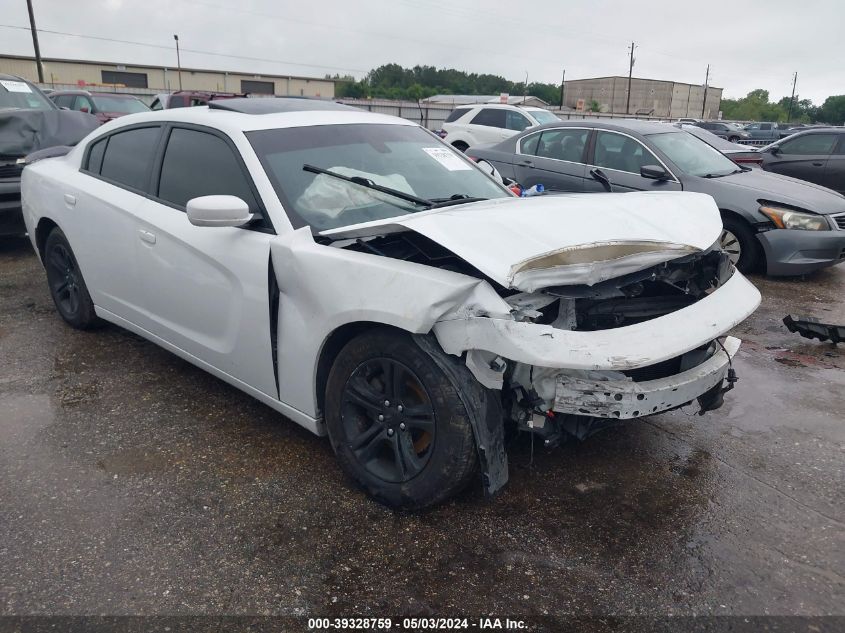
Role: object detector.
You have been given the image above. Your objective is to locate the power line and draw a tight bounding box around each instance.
[0,24,367,74]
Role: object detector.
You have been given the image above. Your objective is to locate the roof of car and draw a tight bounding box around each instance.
[539,118,677,135]
[79,98,415,137]
[50,90,138,98]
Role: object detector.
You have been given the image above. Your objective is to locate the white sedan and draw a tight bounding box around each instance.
[21,99,760,508]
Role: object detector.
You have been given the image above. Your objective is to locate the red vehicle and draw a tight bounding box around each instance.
[49,90,149,124]
[149,91,247,110]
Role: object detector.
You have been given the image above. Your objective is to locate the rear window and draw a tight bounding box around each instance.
[444,108,470,123]
[92,96,149,114]
[470,108,507,128]
[99,126,161,191]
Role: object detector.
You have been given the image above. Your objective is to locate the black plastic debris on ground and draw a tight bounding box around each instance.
[783,315,844,344]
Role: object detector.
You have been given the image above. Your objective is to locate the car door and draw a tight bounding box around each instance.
[515,128,590,192]
[584,129,682,193]
[467,108,510,144]
[765,132,837,186]
[822,134,845,193]
[132,124,278,398]
[65,125,163,322]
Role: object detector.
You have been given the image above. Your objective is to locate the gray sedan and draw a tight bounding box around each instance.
[467,120,845,275]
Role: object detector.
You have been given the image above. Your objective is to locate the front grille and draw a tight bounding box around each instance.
[832,213,845,230]
[0,163,23,179]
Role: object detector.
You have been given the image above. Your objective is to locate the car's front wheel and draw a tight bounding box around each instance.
[720,216,761,273]
[728,135,740,143]
[44,228,101,329]
[324,329,479,509]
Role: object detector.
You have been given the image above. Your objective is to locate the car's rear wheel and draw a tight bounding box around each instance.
[728,135,740,143]
[452,141,469,153]
[44,228,101,329]
[720,216,761,273]
[324,329,479,509]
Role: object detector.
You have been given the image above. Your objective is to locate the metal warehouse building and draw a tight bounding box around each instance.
[563,76,722,119]
[0,54,335,100]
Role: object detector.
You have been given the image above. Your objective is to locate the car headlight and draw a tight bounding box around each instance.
[759,205,829,231]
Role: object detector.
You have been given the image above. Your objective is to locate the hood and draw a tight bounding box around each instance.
[321,191,722,290]
[690,168,845,215]
[0,109,100,158]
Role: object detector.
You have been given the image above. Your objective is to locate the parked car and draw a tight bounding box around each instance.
[21,98,760,508]
[49,90,149,125]
[678,124,762,166]
[694,121,751,143]
[743,121,793,141]
[150,91,247,110]
[760,128,845,194]
[466,119,845,275]
[0,74,99,236]
[438,104,560,151]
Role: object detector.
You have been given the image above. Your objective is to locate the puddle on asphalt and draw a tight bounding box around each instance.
[0,393,56,444]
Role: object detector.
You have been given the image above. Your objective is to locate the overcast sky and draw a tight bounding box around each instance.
[1,0,841,104]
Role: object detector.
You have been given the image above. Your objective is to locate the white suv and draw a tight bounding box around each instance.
[439,104,560,151]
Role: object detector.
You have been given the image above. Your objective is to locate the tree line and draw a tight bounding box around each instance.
[328,65,845,125]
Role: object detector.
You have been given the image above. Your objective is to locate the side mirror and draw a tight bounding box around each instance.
[769,145,781,155]
[640,164,669,180]
[186,195,252,227]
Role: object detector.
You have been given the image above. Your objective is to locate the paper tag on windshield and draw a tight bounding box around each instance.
[422,147,473,171]
[0,80,33,93]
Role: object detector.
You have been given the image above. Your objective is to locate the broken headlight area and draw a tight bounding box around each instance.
[506,246,733,331]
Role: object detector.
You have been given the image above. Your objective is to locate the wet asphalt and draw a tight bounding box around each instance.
[0,235,843,619]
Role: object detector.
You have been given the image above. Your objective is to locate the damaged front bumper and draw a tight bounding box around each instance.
[552,336,740,419]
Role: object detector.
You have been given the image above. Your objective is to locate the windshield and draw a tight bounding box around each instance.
[247,124,510,231]
[92,96,149,114]
[530,110,560,125]
[649,131,740,177]
[0,80,55,111]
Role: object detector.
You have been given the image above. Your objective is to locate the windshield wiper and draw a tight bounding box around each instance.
[429,194,488,208]
[303,164,432,208]
[702,170,738,178]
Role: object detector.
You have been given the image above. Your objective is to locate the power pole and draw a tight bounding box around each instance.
[173,34,183,90]
[559,69,565,109]
[25,0,44,83]
[787,72,798,122]
[626,41,636,114]
[701,64,710,118]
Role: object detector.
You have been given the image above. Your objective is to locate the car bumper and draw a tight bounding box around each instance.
[757,227,845,275]
[552,336,740,419]
[0,178,25,237]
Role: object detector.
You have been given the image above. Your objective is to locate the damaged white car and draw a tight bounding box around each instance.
[21,99,761,508]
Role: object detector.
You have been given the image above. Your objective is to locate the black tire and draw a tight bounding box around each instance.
[44,228,102,329]
[728,135,740,143]
[325,329,479,509]
[452,141,469,153]
[721,215,762,274]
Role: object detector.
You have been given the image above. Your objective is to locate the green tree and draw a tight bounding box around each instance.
[818,95,845,125]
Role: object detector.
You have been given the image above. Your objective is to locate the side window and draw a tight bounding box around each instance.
[834,135,845,155]
[536,129,589,163]
[54,95,73,108]
[85,138,107,174]
[73,96,92,112]
[169,96,186,108]
[780,134,838,155]
[470,108,507,128]
[520,132,541,155]
[746,123,759,130]
[760,123,772,131]
[505,111,531,132]
[444,107,470,123]
[157,128,259,214]
[99,126,161,192]
[593,131,658,174]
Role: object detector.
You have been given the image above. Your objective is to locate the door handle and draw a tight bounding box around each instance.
[63,194,76,207]
[138,229,156,245]
[520,159,534,168]
[812,162,824,167]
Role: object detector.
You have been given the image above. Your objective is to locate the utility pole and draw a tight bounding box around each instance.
[173,34,183,90]
[626,41,636,115]
[787,72,798,122]
[523,71,528,103]
[701,64,710,118]
[559,69,565,109]
[26,0,44,83]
